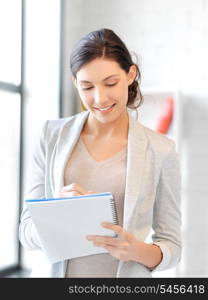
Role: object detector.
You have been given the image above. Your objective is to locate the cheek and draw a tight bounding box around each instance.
[114,84,128,104]
[79,91,93,105]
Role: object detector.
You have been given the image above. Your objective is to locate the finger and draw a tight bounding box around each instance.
[61,183,88,195]
[87,235,129,249]
[94,240,128,249]
[86,235,115,239]
[88,236,117,244]
[87,190,93,194]
[101,222,124,235]
[101,222,133,242]
[93,241,116,247]
[60,190,94,197]
[93,242,115,250]
[60,191,81,197]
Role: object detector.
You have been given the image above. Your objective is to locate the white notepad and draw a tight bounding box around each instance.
[26,192,118,264]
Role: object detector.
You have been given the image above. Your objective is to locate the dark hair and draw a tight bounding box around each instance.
[70,28,143,109]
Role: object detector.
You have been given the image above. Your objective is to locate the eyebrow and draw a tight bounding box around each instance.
[79,74,120,84]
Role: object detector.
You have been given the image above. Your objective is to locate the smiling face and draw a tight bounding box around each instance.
[73,58,136,125]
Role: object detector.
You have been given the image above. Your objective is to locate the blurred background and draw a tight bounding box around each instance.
[0,0,208,278]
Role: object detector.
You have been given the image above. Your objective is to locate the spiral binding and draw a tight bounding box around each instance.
[110,197,119,226]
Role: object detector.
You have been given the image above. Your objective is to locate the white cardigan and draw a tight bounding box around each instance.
[19,109,182,277]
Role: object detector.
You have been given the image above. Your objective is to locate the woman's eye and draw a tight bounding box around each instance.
[81,83,117,91]
[82,87,92,90]
[107,83,117,87]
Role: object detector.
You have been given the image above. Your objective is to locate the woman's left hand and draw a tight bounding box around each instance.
[86,222,142,262]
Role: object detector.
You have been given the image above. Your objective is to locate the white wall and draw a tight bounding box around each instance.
[179,93,208,277]
[61,0,85,116]
[63,0,208,93]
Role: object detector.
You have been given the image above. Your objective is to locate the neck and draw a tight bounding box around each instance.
[83,109,129,140]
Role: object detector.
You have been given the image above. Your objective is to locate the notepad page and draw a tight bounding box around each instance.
[26,193,117,263]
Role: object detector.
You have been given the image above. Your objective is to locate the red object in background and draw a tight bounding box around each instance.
[156,97,174,134]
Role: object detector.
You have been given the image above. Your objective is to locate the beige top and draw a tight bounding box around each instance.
[64,136,127,278]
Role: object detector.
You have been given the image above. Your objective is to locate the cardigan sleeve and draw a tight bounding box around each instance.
[18,121,49,250]
[150,140,182,272]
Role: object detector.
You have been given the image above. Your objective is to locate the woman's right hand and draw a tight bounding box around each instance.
[58,182,94,198]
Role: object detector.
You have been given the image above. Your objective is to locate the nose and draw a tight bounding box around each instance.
[93,87,109,107]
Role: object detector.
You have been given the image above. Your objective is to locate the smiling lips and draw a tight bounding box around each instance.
[94,103,115,112]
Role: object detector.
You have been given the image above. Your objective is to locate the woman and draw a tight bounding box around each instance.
[19,28,182,278]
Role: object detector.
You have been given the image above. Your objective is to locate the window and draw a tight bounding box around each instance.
[0,0,22,275]
[0,91,21,271]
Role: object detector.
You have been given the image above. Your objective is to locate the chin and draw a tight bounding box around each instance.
[95,111,124,124]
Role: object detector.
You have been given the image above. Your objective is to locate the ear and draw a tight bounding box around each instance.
[72,76,78,88]
[127,65,137,86]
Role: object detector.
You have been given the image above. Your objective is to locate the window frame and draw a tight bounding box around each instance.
[0,0,24,277]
